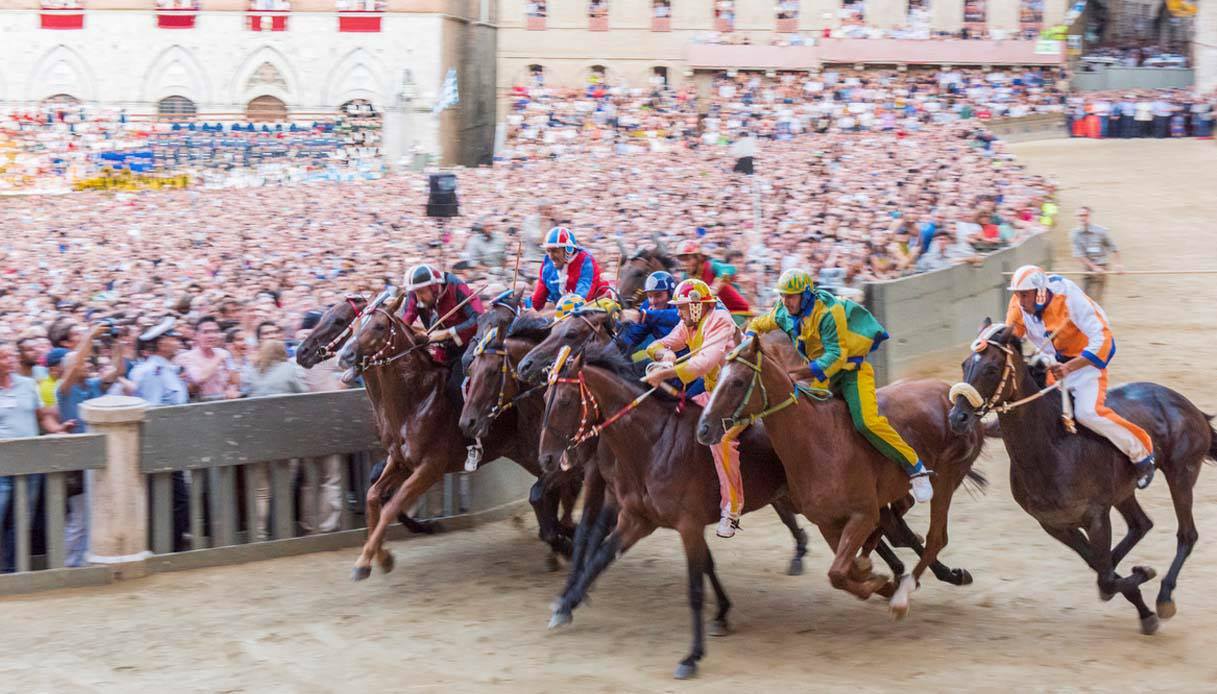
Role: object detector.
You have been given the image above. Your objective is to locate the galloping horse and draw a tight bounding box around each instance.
[698,333,987,617]
[539,343,804,680]
[338,293,577,580]
[948,321,1215,634]
[460,306,620,599]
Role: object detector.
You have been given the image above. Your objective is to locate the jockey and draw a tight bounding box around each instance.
[402,264,484,396]
[619,271,707,397]
[552,293,587,323]
[1005,265,1156,488]
[529,227,606,310]
[642,279,743,538]
[675,240,751,317]
[747,269,934,503]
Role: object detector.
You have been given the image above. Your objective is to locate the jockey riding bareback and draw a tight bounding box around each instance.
[641,278,744,538]
[746,269,935,503]
[1004,264,1156,487]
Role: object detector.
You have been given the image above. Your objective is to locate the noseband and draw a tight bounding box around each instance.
[718,343,827,432]
[471,327,546,420]
[355,308,428,369]
[950,339,1058,417]
[314,298,367,360]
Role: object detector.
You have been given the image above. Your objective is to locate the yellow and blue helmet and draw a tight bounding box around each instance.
[553,293,587,322]
[775,269,814,296]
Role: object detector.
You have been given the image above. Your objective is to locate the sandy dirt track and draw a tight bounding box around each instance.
[2,139,1216,693]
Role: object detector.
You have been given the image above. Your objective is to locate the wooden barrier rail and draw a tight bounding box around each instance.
[0,391,534,595]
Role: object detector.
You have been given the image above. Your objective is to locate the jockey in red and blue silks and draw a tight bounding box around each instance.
[528,227,606,310]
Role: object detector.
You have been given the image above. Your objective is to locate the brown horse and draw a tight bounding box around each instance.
[698,332,986,616]
[615,245,676,308]
[948,321,1215,634]
[338,294,576,580]
[538,342,802,679]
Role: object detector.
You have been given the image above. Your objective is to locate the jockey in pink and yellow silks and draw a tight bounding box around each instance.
[642,278,744,538]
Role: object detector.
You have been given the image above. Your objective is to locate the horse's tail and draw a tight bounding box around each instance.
[964,468,989,494]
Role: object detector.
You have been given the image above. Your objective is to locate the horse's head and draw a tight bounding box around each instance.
[338,292,423,373]
[517,308,620,383]
[459,326,521,440]
[696,334,765,445]
[616,248,677,309]
[296,296,366,368]
[538,347,588,475]
[948,319,1026,434]
[462,294,519,372]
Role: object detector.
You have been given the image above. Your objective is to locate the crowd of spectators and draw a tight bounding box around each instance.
[1080,45,1189,69]
[1066,89,1214,138]
[0,108,383,193]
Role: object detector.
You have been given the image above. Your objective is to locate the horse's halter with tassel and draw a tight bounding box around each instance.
[314,297,367,361]
[471,327,546,420]
[355,308,429,369]
[543,345,662,454]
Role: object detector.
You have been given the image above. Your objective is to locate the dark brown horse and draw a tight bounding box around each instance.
[698,333,987,616]
[948,321,1215,634]
[539,342,802,679]
[338,294,576,580]
[615,245,676,308]
[460,306,619,599]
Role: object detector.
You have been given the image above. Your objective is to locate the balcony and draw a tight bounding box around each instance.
[526,15,546,30]
[714,17,733,33]
[248,11,289,31]
[157,10,198,29]
[776,17,798,33]
[40,7,85,30]
[588,14,608,31]
[337,0,383,32]
[652,16,670,31]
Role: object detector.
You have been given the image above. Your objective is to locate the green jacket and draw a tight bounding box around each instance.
[749,289,889,382]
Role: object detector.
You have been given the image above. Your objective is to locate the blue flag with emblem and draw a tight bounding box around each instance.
[433,68,460,115]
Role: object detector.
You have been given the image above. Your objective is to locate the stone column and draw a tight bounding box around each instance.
[81,395,150,579]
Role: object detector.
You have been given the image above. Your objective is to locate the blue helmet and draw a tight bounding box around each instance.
[644,271,676,294]
[542,226,578,255]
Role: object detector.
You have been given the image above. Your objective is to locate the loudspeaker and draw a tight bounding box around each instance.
[426,173,460,218]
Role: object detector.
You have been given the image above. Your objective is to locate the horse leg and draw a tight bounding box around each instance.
[528,479,561,570]
[1087,510,1159,635]
[873,537,906,579]
[674,523,711,680]
[558,470,607,603]
[1111,495,1154,569]
[1156,463,1201,620]
[363,456,409,573]
[884,505,970,586]
[821,513,887,601]
[550,511,651,628]
[896,487,960,618]
[703,547,732,637]
[770,496,808,576]
[352,462,444,581]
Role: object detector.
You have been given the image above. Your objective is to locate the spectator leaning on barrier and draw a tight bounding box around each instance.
[1070,206,1122,302]
[246,339,307,541]
[0,341,72,573]
[295,310,345,535]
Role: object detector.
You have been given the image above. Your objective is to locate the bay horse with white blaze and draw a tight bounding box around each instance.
[948,321,1215,634]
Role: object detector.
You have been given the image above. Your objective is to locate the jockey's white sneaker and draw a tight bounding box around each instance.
[716,515,740,539]
[910,473,934,503]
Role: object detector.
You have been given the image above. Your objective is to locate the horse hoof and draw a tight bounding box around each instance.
[548,610,573,630]
[953,569,974,586]
[377,551,395,574]
[673,662,698,680]
[787,558,804,576]
[1133,566,1157,582]
[1140,614,1160,636]
[545,553,561,573]
[351,565,372,582]
[709,619,730,637]
[1157,600,1177,621]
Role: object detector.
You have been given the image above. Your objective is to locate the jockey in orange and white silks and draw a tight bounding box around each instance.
[1005,264,1156,488]
[641,278,744,539]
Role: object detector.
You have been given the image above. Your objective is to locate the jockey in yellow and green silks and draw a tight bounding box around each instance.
[746,269,934,503]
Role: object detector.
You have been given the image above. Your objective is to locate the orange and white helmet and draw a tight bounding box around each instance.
[1007,265,1048,292]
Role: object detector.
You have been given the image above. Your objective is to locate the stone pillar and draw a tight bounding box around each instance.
[81,395,150,579]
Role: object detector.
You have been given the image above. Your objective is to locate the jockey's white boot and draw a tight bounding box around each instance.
[910,471,934,503]
[716,514,740,539]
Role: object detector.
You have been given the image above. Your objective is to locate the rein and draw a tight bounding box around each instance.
[950,340,1060,417]
[314,297,367,360]
[472,328,546,420]
[550,370,659,450]
[357,308,430,369]
[719,344,830,432]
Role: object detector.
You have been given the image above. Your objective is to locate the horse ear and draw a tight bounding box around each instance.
[386,291,405,315]
[979,317,993,333]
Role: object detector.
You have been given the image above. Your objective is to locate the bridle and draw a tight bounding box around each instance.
[313,297,366,361]
[546,369,658,451]
[470,326,546,420]
[354,308,429,369]
[950,336,1059,417]
[718,338,829,432]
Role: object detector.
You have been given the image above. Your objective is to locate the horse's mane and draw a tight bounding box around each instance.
[579,340,654,386]
[507,313,553,341]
